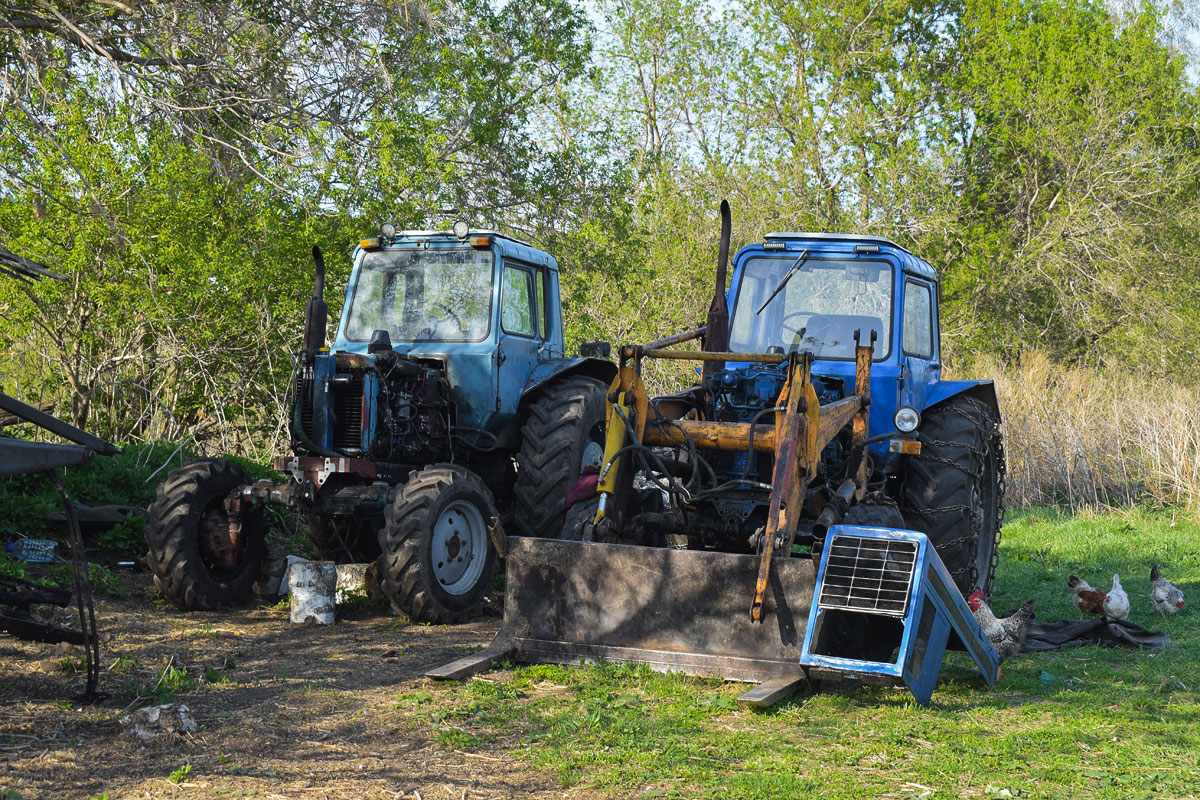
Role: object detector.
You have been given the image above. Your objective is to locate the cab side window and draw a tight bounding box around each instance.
[501,264,536,337]
[903,281,933,358]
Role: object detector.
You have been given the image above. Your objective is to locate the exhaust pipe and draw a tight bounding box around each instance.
[302,245,328,351]
[702,201,732,379]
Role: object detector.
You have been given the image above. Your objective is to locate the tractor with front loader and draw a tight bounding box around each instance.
[432,203,1007,705]
[145,224,615,623]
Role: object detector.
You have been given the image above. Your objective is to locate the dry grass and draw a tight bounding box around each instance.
[964,351,1200,510]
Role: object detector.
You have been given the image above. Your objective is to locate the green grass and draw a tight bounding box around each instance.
[412,507,1200,799]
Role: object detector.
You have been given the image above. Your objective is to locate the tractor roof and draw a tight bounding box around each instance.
[763,232,912,253]
[760,232,936,281]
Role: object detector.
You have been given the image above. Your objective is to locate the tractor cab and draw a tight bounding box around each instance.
[724,233,951,471]
[330,229,565,438]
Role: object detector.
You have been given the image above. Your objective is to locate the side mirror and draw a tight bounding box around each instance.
[846,263,881,282]
[579,341,611,359]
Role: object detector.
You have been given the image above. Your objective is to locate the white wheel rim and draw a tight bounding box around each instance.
[581,439,605,472]
[432,500,488,595]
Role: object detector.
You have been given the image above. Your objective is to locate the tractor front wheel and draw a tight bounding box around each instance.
[145,458,268,610]
[377,465,498,623]
[900,395,1004,598]
[513,375,607,539]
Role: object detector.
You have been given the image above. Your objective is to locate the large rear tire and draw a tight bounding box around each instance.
[377,465,498,623]
[512,375,607,538]
[145,458,268,610]
[900,395,1004,598]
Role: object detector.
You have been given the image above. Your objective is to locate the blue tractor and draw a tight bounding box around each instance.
[433,203,1006,704]
[145,225,616,622]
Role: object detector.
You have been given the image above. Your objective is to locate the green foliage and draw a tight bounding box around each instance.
[1,0,1198,460]
[58,656,86,673]
[123,664,198,705]
[109,654,142,674]
[40,564,125,597]
[203,667,233,685]
[0,442,187,543]
[167,764,192,785]
[434,728,480,749]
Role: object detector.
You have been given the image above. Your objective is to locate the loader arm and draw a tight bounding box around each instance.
[587,333,874,620]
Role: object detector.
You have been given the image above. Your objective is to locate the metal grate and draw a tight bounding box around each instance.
[817,534,918,617]
[331,375,365,451]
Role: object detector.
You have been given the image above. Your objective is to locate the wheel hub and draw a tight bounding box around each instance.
[199,512,239,572]
[581,438,605,472]
[431,500,487,595]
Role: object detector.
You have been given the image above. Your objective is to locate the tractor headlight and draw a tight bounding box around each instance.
[894,406,921,433]
[381,222,397,239]
[452,219,470,240]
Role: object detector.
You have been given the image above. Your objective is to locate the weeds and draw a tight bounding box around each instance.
[969,351,1200,509]
[108,654,141,673]
[204,667,232,685]
[167,764,191,784]
[122,663,198,705]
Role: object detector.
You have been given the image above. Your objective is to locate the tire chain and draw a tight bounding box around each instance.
[900,399,1003,594]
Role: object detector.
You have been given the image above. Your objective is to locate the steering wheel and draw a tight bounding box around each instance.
[779,311,814,346]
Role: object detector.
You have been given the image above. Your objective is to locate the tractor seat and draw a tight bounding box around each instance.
[795,314,885,359]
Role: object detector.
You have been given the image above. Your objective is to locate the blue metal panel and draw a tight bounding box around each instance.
[311,352,336,450]
[523,357,619,397]
[361,371,379,453]
[924,378,999,416]
[799,524,999,706]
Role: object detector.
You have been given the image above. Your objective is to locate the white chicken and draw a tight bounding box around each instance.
[1102,573,1130,620]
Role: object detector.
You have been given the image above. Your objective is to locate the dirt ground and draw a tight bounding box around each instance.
[0,572,598,800]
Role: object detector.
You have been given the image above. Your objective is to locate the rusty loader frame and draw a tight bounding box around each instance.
[588,330,878,623]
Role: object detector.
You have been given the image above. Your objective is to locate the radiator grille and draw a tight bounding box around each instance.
[817,534,918,617]
[331,375,365,451]
[293,369,314,439]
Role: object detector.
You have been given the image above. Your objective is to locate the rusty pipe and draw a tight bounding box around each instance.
[641,350,788,363]
[643,419,777,452]
[703,200,733,379]
[643,326,707,351]
[811,478,858,540]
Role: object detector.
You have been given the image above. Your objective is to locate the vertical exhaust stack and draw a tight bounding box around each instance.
[702,201,732,379]
[303,246,328,351]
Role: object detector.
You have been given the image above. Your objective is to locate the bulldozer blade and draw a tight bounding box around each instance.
[428,537,817,684]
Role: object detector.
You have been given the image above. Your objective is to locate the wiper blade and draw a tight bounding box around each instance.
[756,249,810,315]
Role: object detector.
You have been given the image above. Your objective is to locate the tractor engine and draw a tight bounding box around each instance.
[290,348,452,463]
[694,365,850,542]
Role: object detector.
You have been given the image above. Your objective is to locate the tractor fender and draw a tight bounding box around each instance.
[921,379,1000,418]
[520,357,618,404]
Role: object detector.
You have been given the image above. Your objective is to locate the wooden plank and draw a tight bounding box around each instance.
[736,674,810,708]
[425,642,514,681]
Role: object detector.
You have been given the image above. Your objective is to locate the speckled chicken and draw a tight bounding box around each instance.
[967,591,1035,662]
[1102,573,1130,620]
[1150,564,1185,615]
[1068,575,1107,618]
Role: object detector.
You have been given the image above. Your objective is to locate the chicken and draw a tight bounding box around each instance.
[1150,564,1185,615]
[1102,573,1130,620]
[967,590,1035,663]
[1068,575,1107,619]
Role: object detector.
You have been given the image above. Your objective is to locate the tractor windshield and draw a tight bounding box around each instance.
[343,248,494,342]
[729,256,893,360]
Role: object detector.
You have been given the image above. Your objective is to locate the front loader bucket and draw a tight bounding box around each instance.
[429,537,816,687]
